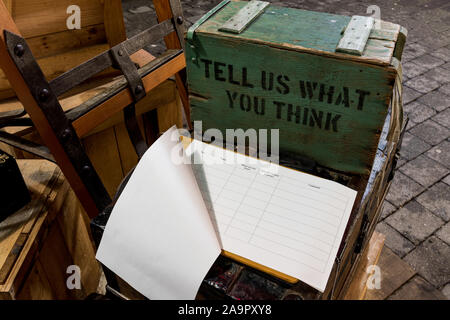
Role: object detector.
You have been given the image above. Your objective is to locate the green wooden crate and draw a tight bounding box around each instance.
[185,0,406,176]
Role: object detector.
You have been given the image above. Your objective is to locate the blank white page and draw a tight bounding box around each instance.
[187,139,357,292]
[96,127,221,300]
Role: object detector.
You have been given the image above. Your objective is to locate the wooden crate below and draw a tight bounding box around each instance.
[0,79,183,198]
[0,160,101,299]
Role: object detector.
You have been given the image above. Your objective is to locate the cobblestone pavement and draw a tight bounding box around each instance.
[122,0,450,299]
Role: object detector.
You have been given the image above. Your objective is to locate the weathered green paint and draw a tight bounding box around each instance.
[186,1,404,175]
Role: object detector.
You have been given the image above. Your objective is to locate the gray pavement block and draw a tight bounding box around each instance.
[404,237,450,288]
[416,182,450,222]
[376,222,415,257]
[388,276,447,300]
[380,200,397,220]
[409,119,450,146]
[436,222,450,245]
[430,47,450,61]
[418,91,450,112]
[385,200,444,245]
[441,61,450,70]
[402,86,423,105]
[422,67,450,85]
[399,155,449,187]
[405,75,441,94]
[410,54,445,70]
[402,43,429,61]
[403,101,436,124]
[399,132,431,161]
[385,172,425,207]
[426,140,450,168]
[443,175,450,185]
[432,107,450,128]
[439,83,450,96]
[442,283,450,300]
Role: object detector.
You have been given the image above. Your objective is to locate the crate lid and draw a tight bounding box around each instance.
[192,0,406,66]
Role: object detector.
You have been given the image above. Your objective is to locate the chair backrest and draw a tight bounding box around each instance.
[0,0,189,219]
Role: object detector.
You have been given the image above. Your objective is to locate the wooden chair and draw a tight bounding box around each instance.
[0,0,189,219]
[0,0,190,299]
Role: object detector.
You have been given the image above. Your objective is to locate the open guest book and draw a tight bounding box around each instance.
[96,127,357,300]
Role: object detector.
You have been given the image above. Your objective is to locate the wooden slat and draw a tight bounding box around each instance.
[38,223,82,299]
[103,0,127,47]
[12,0,105,39]
[72,52,186,137]
[83,127,124,197]
[0,43,112,96]
[25,24,107,59]
[219,0,269,34]
[0,161,57,271]
[0,0,102,217]
[154,0,191,126]
[364,247,416,300]
[343,231,385,300]
[56,190,101,296]
[336,16,375,56]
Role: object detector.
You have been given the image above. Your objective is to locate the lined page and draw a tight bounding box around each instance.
[187,139,357,292]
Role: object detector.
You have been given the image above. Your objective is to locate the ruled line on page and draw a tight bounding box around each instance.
[187,139,357,291]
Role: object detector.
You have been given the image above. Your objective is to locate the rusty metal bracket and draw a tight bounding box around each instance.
[4,29,112,212]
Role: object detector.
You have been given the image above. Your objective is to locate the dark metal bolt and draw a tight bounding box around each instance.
[14,44,25,57]
[176,16,184,24]
[135,85,144,95]
[82,165,91,174]
[61,129,71,141]
[38,88,50,101]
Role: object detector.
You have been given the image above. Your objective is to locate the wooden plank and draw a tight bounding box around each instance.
[336,16,375,56]
[219,1,270,34]
[25,24,107,59]
[2,0,11,14]
[114,122,139,176]
[83,127,124,197]
[0,161,57,270]
[72,52,186,137]
[0,203,48,299]
[154,0,191,126]
[15,260,55,300]
[12,0,105,39]
[365,247,416,300]
[0,43,112,95]
[38,222,81,299]
[56,189,101,296]
[103,0,127,47]
[83,80,179,137]
[156,92,183,132]
[198,1,401,66]
[0,234,27,285]
[343,231,385,300]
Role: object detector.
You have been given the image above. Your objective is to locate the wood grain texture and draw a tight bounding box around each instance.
[103,0,127,47]
[197,1,402,66]
[343,231,385,300]
[187,34,396,174]
[12,0,104,39]
[72,52,186,137]
[364,247,416,300]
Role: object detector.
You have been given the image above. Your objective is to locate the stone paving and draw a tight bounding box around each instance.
[122,0,450,299]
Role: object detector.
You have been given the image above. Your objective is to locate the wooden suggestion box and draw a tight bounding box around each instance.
[185,0,407,300]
